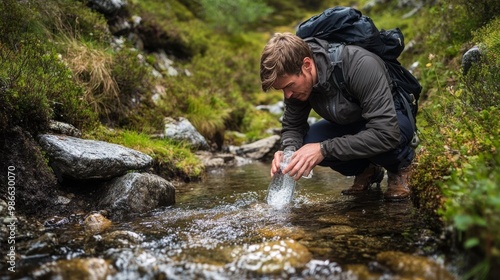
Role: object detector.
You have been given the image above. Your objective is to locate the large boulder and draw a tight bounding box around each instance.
[98,173,175,218]
[38,134,153,180]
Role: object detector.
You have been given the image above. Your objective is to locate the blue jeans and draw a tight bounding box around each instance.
[303,110,415,176]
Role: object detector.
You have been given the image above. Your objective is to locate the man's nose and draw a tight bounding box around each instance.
[283,89,293,99]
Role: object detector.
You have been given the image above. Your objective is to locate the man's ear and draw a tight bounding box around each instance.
[302,57,314,72]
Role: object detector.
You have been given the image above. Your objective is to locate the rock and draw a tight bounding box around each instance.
[43,216,70,228]
[101,230,144,248]
[38,134,153,180]
[31,258,113,280]
[229,135,280,160]
[163,117,209,150]
[195,151,253,168]
[318,225,356,236]
[256,101,284,115]
[154,50,179,76]
[462,45,483,75]
[231,239,312,275]
[88,0,127,15]
[24,232,58,256]
[376,251,455,279]
[257,226,306,240]
[49,120,81,137]
[98,173,175,218]
[84,213,112,234]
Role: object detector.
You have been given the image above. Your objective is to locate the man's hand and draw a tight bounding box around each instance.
[270,143,324,180]
[270,150,284,177]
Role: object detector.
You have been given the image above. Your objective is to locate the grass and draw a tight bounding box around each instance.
[85,127,205,182]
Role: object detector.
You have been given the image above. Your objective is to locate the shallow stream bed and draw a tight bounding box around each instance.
[6,162,459,279]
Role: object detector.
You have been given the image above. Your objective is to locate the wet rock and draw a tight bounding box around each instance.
[232,240,312,275]
[317,215,352,225]
[24,232,58,256]
[307,246,333,256]
[163,117,209,150]
[56,195,72,205]
[31,258,113,280]
[229,135,280,160]
[38,134,153,180]
[344,264,382,279]
[258,226,306,240]
[101,230,144,248]
[195,151,236,168]
[376,251,455,279]
[195,151,253,168]
[318,225,356,236]
[84,230,144,255]
[43,216,70,228]
[83,213,112,234]
[98,173,175,218]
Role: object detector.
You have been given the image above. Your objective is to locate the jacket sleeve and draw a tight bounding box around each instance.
[322,48,400,160]
[280,98,311,150]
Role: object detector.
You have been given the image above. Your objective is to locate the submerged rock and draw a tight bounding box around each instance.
[376,251,455,279]
[318,225,357,236]
[257,226,306,240]
[31,258,113,280]
[231,239,312,275]
[38,134,153,180]
[83,213,112,234]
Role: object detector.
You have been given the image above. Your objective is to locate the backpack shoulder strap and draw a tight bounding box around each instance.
[326,43,358,104]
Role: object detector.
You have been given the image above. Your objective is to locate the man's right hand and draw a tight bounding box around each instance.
[270,150,284,177]
[282,143,324,180]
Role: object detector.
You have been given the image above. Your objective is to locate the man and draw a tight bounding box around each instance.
[260,32,415,200]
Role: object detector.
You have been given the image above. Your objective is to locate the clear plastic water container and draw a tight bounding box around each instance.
[266,146,297,209]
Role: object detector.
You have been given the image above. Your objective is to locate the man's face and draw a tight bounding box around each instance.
[272,57,315,102]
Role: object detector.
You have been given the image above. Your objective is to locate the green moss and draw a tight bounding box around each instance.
[242,107,280,142]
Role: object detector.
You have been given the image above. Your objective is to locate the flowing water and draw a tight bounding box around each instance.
[7,162,459,279]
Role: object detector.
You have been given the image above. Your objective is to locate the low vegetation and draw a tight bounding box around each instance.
[0,0,499,278]
[411,1,500,278]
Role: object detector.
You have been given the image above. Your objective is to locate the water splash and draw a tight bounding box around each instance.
[266,172,296,209]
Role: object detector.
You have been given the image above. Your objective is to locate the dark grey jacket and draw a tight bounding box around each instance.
[281,41,400,161]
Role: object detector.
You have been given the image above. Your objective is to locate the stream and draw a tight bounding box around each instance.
[6,162,459,279]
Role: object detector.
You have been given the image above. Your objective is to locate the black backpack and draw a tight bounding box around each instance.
[296,6,421,146]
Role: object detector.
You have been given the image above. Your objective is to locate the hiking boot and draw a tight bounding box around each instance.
[384,166,412,200]
[341,164,384,195]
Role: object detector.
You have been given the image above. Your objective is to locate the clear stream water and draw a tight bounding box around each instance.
[6,162,460,279]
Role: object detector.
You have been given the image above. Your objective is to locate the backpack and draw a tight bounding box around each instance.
[296,6,421,147]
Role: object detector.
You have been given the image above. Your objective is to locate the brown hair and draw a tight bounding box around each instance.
[260,32,313,92]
